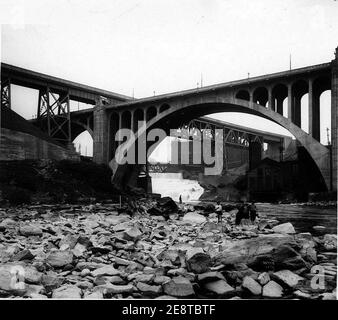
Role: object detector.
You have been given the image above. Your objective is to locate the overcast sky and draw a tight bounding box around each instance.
[1,0,337,156]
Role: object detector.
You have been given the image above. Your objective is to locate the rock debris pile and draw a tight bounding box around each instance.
[0,198,336,300]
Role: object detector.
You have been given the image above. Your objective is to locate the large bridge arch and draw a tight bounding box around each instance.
[110,96,330,190]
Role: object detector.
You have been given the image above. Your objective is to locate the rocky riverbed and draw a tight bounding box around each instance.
[0,198,336,300]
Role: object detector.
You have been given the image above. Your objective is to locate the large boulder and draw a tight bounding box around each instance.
[148,197,178,218]
[272,245,308,270]
[0,264,26,295]
[163,276,194,297]
[272,223,296,234]
[215,234,295,266]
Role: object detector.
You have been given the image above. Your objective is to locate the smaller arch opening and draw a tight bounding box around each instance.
[253,87,268,107]
[121,110,132,129]
[146,106,157,122]
[235,90,250,101]
[272,83,288,115]
[159,104,170,113]
[133,109,145,131]
[291,79,308,127]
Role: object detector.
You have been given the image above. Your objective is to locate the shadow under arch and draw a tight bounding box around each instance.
[110,98,330,190]
[70,120,94,142]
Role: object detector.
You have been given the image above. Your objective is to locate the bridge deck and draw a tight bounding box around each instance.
[110,62,331,108]
[1,63,133,103]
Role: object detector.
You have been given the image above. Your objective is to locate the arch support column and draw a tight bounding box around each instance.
[268,87,274,111]
[308,78,314,136]
[287,84,292,120]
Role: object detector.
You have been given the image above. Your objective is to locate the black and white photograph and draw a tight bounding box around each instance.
[0,0,337,312]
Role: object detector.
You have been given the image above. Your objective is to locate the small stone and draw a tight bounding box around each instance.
[272,223,295,234]
[114,257,133,266]
[92,265,120,277]
[83,291,104,299]
[24,267,42,284]
[72,243,87,257]
[182,212,206,224]
[155,295,178,300]
[52,285,82,299]
[242,276,262,295]
[323,234,337,251]
[46,250,74,268]
[313,225,326,232]
[81,269,91,277]
[105,215,130,226]
[257,272,270,286]
[294,290,311,299]
[153,276,171,285]
[24,284,44,297]
[136,282,162,295]
[12,249,35,261]
[262,281,283,298]
[163,276,195,297]
[0,218,17,228]
[123,227,142,242]
[41,274,64,292]
[94,283,134,295]
[272,270,304,288]
[197,271,225,283]
[30,293,48,299]
[186,247,211,274]
[203,280,235,295]
[76,281,93,290]
[19,225,43,237]
[320,292,337,300]
[134,274,154,283]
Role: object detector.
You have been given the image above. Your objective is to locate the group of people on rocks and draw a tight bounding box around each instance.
[216,200,258,226]
[235,201,258,225]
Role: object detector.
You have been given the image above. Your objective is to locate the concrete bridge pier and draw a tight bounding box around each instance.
[93,99,109,164]
[332,47,338,192]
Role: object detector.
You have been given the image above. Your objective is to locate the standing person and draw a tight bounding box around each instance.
[179,195,182,204]
[241,203,250,226]
[215,201,223,224]
[249,201,258,223]
[235,202,244,225]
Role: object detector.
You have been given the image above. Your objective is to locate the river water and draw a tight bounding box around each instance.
[256,203,337,234]
[151,175,337,235]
